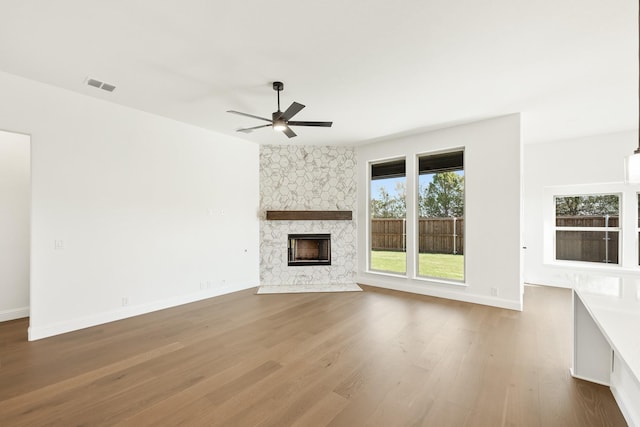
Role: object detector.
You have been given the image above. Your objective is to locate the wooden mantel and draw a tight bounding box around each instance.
[266,210,352,221]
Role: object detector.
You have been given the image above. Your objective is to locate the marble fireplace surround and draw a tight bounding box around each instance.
[259,145,357,286]
[260,216,356,285]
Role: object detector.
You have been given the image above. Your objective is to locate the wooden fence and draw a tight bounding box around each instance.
[555,215,619,263]
[372,215,619,263]
[371,218,464,254]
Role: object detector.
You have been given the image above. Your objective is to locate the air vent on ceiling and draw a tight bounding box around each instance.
[86,77,116,92]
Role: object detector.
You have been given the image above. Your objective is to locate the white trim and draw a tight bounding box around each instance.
[411,275,467,288]
[27,283,255,341]
[367,156,407,273]
[610,349,640,427]
[543,261,640,275]
[414,148,466,282]
[569,369,611,387]
[357,274,522,311]
[366,269,408,278]
[556,226,620,232]
[611,385,640,427]
[545,184,639,269]
[553,193,621,264]
[0,306,29,322]
[364,268,468,287]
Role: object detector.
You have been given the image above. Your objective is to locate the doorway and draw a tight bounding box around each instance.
[0,129,30,322]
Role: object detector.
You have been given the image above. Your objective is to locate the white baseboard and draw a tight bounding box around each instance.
[610,352,640,427]
[0,306,29,322]
[569,368,611,387]
[28,283,256,341]
[357,275,523,311]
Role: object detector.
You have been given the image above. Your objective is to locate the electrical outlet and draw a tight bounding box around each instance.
[122,297,129,307]
[491,287,498,297]
[54,240,64,250]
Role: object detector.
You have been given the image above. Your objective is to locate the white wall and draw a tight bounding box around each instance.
[0,70,260,340]
[357,115,523,310]
[523,130,640,287]
[0,130,30,321]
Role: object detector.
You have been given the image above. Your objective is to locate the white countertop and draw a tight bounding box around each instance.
[573,274,640,384]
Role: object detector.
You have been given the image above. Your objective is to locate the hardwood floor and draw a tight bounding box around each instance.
[0,285,627,426]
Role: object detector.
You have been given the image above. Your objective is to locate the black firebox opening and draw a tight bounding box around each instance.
[288,234,331,266]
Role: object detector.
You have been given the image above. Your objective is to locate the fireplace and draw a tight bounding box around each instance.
[288,234,331,266]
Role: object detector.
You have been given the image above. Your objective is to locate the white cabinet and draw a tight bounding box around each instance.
[572,276,640,426]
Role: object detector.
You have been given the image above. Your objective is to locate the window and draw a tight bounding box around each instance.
[417,150,464,281]
[370,158,406,274]
[555,194,620,264]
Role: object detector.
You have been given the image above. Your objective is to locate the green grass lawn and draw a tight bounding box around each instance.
[370,250,464,280]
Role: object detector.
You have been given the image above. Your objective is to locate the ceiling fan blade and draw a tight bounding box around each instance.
[282,126,297,138]
[237,124,271,133]
[287,121,333,127]
[227,110,272,123]
[280,102,305,121]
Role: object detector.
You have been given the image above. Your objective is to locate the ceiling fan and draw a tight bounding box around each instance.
[227,81,333,138]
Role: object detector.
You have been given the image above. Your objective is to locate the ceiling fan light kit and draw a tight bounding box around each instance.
[227,81,332,138]
[272,116,287,132]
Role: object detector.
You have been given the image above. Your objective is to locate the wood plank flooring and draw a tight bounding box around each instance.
[0,285,627,426]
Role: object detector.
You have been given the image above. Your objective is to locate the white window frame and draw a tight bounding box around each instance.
[415,149,465,282]
[553,193,621,265]
[543,183,640,272]
[367,157,407,276]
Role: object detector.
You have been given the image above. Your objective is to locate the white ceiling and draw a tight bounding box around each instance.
[0,0,636,146]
